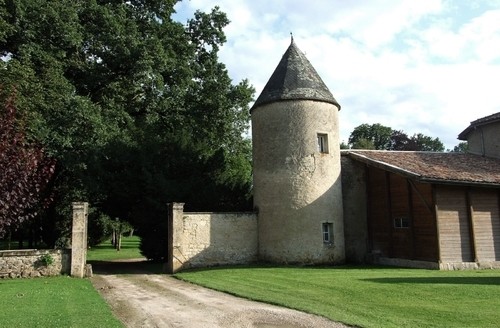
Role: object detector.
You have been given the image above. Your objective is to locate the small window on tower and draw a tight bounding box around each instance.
[317,134,328,153]
[322,222,333,243]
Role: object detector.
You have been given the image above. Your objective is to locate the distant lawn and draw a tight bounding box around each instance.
[87,235,144,261]
[175,265,500,328]
[0,276,122,327]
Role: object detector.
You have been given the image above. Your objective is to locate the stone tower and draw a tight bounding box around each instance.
[251,38,345,264]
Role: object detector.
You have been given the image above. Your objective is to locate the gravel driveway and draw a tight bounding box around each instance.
[90,260,349,328]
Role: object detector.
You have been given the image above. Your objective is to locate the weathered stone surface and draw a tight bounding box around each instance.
[252,99,345,264]
[459,113,500,159]
[0,249,70,279]
[341,155,368,263]
[85,264,93,277]
[438,261,500,270]
[71,202,88,278]
[168,204,258,273]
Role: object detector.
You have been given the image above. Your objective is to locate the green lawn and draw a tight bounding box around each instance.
[175,265,500,328]
[0,235,144,328]
[0,276,122,328]
[7,235,499,327]
[87,235,144,261]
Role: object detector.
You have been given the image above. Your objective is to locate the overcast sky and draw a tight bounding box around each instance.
[173,0,500,150]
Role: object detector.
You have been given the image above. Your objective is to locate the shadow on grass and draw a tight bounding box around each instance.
[89,260,165,275]
[176,264,500,286]
[176,263,394,273]
[362,277,500,285]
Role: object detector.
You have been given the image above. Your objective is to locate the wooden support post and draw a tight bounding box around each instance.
[466,189,478,262]
[386,172,393,257]
[407,179,417,260]
[433,185,442,265]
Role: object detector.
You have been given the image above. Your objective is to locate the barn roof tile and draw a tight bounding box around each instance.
[344,150,500,187]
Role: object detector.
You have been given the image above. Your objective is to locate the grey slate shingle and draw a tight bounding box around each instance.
[251,39,340,111]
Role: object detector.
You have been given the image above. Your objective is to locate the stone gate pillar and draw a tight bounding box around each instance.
[71,202,88,278]
[166,202,184,273]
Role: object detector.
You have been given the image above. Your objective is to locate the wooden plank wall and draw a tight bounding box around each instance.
[436,186,474,262]
[411,182,438,261]
[367,167,438,261]
[367,167,390,255]
[436,186,500,263]
[367,167,500,264]
[469,190,500,261]
[388,174,412,259]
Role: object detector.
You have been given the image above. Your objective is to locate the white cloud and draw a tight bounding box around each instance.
[174,0,500,149]
[460,10,500,62]
[417,9,500,63]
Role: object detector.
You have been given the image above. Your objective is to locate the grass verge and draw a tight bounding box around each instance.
[175,265,500,328]
[0,276,122,327]
[87,235,163,275]
[87,235,143,261]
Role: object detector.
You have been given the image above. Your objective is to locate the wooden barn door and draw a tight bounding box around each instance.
[470,190,500,261]
[435,186,474,262]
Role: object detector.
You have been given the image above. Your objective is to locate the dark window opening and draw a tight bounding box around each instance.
[323,222,333,243]
[394,217,410,228]
[317,134,329,153]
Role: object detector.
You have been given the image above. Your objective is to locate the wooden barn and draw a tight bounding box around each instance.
[342,150,500,269]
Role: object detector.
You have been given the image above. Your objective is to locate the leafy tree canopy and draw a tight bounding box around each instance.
[0,0,254,254]
[348,123,392,150]
[450,141,468,153]
[0,89,55,238]
[348,123,445,152]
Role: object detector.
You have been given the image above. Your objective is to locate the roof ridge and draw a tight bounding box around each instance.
[458,111,500,140]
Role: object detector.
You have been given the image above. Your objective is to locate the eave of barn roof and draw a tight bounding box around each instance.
[344,150,500,187]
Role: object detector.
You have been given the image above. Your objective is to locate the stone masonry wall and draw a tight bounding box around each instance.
[341,154,368,263]
[170,210,258,272]
[466,121,500,159]
[252,100,345,264]
[0,249,71,278]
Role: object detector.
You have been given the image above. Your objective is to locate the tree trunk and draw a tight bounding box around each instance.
[117,233,122,251]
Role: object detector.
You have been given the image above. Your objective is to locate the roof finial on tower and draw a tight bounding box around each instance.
[290,32,294,44]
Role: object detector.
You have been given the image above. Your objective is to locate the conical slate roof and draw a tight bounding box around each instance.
[251,38,340,111]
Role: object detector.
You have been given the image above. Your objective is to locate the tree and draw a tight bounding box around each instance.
[340,141,350,149]
[389,130,412,150]
[351,138,376,150]
[410,133,445,152]
[450,141,468,153]
[0,89,55,238]
[348,123,445,152]
[1,1,254,257]
[348,123,392,150]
